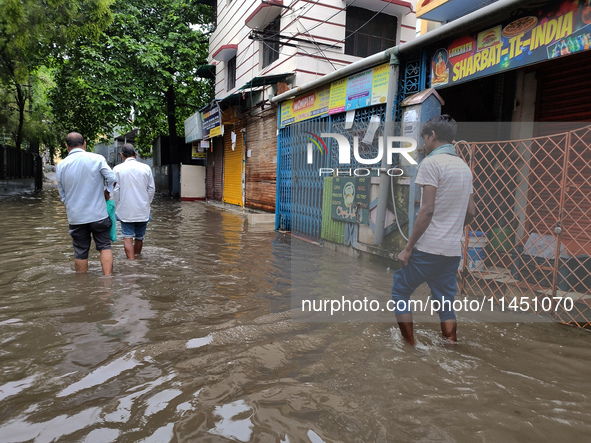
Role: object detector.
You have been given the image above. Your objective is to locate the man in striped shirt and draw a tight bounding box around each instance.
[391,115,475,346]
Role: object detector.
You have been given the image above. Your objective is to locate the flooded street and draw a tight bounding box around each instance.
[1,189,591,442]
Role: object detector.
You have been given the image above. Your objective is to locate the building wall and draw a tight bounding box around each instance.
[245,106,277,212]
[210,0,417,98]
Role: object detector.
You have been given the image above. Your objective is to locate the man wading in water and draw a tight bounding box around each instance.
[391,115,475,346]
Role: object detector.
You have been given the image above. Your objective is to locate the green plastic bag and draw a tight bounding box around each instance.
[106,200,117,242]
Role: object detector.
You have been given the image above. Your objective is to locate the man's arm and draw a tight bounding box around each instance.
[100,158,117,191]
[147,170,155,204]
[56,167,66,203]
[397,185,436,267]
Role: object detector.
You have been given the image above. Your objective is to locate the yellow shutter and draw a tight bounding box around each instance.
[223,122,244,206]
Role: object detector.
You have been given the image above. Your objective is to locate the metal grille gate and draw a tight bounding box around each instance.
[276,57,425,239]
[457,125,591,329]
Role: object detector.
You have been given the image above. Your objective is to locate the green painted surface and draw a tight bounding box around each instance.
[321,177,345,244]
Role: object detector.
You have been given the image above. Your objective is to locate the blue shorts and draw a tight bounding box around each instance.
[120,221,148,241]
[391,249,461,322]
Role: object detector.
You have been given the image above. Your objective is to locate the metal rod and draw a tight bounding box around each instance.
[374,53,400,244]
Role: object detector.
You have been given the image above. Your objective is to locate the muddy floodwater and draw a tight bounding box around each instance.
[1,189,591,442]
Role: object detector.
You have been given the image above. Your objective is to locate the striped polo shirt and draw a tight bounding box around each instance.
[414,154,473,257]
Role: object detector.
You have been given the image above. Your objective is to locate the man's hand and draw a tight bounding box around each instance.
[397,247,413,267]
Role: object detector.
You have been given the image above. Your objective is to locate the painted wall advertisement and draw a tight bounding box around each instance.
[330,177,370,224]
[431,0,591,88]
[280,63,389,127]
[201,103,223,140]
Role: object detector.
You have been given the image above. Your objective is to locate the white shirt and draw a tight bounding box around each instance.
[414,154,473,257]
[57,148,117,225]
[113,157,155,222]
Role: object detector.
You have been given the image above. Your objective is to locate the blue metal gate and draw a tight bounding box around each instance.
[276,56,426,240]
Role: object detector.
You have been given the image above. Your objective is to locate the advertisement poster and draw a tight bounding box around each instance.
[431,1,591,88]
[370,63,390,105]
[279,85,330,126]
[328,78,347,115]
[344,70,373,111]
[281,63,391,126]
[202,103,223,140]
[330,177,370,224]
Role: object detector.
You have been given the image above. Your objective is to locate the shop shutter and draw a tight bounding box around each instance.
[535,51,591,133]
[245,109,277,211]
[206,137,224,201]
[528,51,591,255]
[223,121,245,206]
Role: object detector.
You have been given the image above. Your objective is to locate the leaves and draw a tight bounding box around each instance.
[49,0,214,156]
[0,0,114,150]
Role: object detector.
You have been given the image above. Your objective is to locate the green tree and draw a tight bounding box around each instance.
[0,0,113,150]
[50,0,214,157]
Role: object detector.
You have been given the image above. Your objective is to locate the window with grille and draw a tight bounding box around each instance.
[345,7,397,58]
[227,56,236,91]
[262,19,280,68]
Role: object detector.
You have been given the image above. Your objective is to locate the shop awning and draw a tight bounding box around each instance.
[240,72,293,89]
[245,0,284,29]
[196,64,216,80]
[212,44,238,62]
[417,0,498,22]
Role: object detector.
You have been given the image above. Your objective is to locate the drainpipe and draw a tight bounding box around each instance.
[373,50,400,245]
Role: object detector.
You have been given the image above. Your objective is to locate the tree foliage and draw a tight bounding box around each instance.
[50,0,214,156]
[0,0,113,150]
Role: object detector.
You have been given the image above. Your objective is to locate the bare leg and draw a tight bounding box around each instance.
[396,313,415,347]
[134,239,143,255]
[441,320,457,343]
[74,259,89,273]
[123,238,136,259]
[100,249,114,276]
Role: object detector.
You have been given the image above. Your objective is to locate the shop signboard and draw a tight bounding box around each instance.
[191,146,207,159]
[279,85,331,126]
[330,177,370,224]
[184,111,203,144]
[431,1,591,88]
[280,63,390,126]
[201,103,223,140]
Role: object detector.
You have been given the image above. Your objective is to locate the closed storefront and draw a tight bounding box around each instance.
[206,137,224,201]
[245,108,277,212]
[223,120,245,206]
[535,50,591,129]
[527,50,591,257]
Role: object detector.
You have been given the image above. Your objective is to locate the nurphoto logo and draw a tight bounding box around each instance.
[305,132,418,177]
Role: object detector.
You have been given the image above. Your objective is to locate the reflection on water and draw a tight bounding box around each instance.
[1,189,591,442]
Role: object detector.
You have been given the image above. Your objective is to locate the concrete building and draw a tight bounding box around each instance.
[204,0,418,211]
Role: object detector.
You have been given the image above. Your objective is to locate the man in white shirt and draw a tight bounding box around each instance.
[112,143,155,260]
[391,115,476,346]
[57,132,117,275]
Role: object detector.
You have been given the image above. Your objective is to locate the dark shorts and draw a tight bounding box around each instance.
[391,249,461,322]
[68,217,112,260]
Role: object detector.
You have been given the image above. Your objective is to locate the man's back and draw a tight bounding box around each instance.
[57,149,113,225]
[414,154,473,256]
[113,158,155,223]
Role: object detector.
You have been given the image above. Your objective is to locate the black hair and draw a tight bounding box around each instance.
[120,143,136,158]
[65,132,84,148]
[420,114,457,143]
